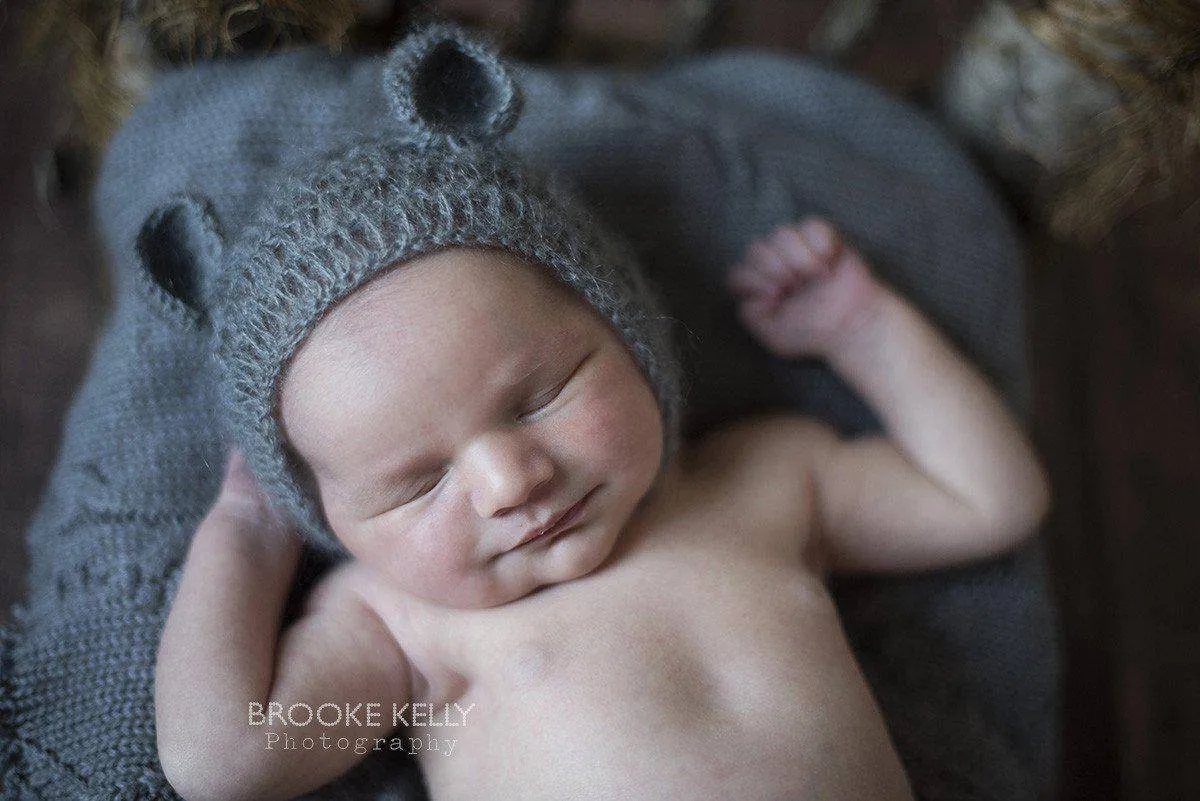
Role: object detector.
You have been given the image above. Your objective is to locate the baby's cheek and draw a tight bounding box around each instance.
[404,506,515,607]
[577,375,662,473]
[377,512,472,595]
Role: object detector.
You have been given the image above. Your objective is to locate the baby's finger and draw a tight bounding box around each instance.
[728,263,779,299]
[738,291,781,324]
[746,240,794,284]
[220,451,267,502]
[770,226,827,278]
[214,451,292,533]
[797,218,842,260]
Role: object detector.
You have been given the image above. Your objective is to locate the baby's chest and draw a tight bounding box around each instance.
[421,556,905,801]
[409,542,912,799]
[453,551,847,727]
[413,551,912,799]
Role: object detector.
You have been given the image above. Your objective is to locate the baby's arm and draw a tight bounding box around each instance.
[729,219,1050,572]
[155,453,409,801]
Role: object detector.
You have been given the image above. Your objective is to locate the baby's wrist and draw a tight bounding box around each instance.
[820,282,899,365]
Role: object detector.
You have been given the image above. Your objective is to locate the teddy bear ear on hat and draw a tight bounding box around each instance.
[135,194,224,328]
[381,22,523,148]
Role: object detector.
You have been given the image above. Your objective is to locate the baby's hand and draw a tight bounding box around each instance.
[206,450,298,561]
[727,218,887,359]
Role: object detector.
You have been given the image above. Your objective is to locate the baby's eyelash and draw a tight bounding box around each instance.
[404,467,449,504]
[516,353,591,421]
[518,381,567,419]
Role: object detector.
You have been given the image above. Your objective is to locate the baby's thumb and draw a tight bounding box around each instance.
[214,451,291,534]
[220,451,265,501]
[196,451,299,563]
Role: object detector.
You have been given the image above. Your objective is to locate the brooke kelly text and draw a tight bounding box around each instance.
[248,701,474,729]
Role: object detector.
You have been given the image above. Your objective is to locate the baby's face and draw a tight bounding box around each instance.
[281,248,664,608]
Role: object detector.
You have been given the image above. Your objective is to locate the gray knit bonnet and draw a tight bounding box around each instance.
[198,24,683,553]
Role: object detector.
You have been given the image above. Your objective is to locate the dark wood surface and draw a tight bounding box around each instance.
[3,2,1198,800]
[1028,201,1200,801]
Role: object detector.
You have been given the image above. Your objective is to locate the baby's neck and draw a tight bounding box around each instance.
[596,456,687,568]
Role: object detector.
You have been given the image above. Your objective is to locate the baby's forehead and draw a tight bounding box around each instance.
[283,248,597,415]
[318,246,574,340]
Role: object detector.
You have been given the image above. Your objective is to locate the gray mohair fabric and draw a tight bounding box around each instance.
[215,24,682,552]
[1,23,1059,801]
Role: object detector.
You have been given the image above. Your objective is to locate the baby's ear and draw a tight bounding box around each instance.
[135,195,224,327]
[381,22,522,148]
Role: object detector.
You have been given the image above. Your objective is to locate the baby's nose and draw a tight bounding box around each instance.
[465,430,555,518]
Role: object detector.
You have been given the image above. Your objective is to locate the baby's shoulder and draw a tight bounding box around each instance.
[687,414,835,483]
[681,414,834,562]
[306,561,465,701]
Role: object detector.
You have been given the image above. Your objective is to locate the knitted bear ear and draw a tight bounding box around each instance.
[135,195,224,327]
[382,22,522,147]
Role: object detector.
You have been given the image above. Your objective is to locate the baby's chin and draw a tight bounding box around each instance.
[422,521,623,610]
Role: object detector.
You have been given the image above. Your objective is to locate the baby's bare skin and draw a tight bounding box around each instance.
[156,220,1049,801]
[337,419,912,800]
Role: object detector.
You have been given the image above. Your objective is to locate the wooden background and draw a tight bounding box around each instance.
[2,1,1197,799]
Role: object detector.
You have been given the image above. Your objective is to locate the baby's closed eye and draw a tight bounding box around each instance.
[516,375,572,420]
[400,467,451,505]
[515,352,592,422]
[358,463,450,519]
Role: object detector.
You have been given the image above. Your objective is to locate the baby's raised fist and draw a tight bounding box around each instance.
[727,218,886,359]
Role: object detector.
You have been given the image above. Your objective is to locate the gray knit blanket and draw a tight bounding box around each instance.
[1,48,1059,800]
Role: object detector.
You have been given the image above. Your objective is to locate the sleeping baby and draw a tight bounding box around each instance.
[153,116,1049,799]
[150,26,1048,796]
